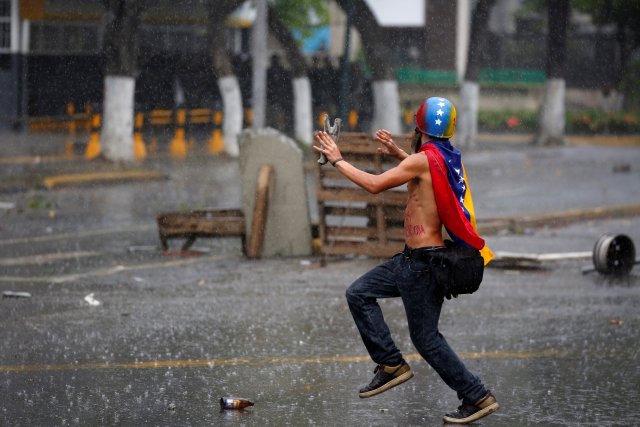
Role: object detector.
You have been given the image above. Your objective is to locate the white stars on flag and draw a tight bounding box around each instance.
[454,167,464,184]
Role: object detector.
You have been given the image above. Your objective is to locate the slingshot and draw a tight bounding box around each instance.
[318,114,342,165]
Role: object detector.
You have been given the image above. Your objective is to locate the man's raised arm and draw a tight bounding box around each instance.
[313,131,427,194]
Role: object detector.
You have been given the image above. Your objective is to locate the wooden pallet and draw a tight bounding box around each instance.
[156,209,246,252]
[315,132,412,258]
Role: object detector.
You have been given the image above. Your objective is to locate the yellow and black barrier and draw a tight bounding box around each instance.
[244,108,253,129]
[65,103,77,156]
[28,105,280,159]
[133,112,147,160]
[208,110,224,154]
[169,108,188,158]
[347,110,359,130]
[84,112,102,160]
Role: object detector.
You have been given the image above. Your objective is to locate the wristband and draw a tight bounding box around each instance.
[331,157,344,167]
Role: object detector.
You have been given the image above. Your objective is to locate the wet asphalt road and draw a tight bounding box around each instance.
[1,132,639,426]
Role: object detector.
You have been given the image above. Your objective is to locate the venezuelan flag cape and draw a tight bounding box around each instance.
[419,141,494,265]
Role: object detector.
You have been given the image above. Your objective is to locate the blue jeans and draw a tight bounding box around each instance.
[345,247,487,404]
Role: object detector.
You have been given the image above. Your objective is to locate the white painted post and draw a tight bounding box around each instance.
[219,75,242,157]
[372,80,402,134]
[102,75,135,161]
[293,76,313,145]
[536,78,566,145]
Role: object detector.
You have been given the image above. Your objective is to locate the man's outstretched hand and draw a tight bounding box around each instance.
[375,129,408,161]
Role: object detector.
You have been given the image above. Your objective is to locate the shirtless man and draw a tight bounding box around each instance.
[313,97,499,425]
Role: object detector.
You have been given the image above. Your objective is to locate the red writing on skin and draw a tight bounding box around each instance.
[404,207,426,238]
[404,222,426,238]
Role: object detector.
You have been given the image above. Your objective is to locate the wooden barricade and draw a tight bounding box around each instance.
[246,164,275,259]
[156,164,275,257]
[315,132,412,258]
[156,208,246,252]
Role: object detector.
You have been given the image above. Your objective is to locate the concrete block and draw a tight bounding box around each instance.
[238,128,312,257]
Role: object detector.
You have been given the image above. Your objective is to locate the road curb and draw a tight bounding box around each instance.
[476,133,640,146]
[478,203,640,235]
[42,170,168,189]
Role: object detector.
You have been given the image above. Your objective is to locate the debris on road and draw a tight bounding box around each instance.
[84,293,101,306]
[2,291,32,298]
[583,233,637,275]
[491,251,592,269]
[127,245,158,253]
[220,396,254,410]
[612,163,631,173]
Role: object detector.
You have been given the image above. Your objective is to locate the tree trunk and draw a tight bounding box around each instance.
[334,0,401,133]
[252,0,268,130]
[535,0,569,146]
[457,0,495,149]
[425,0,457,70]
[101,0,142,161]
[536,78,566,145]
[268,6,312,144]
[457,81,479,148]
[207,0,243,157]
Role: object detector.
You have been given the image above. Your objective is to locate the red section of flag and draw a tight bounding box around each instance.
[420,144,485,250]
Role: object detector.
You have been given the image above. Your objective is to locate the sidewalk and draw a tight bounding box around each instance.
[476,132,640,146]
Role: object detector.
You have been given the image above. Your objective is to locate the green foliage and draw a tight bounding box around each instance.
[620,61,640,111]
[478,110,538,132]
[272,0,329,38]
[26,195,55,210]
[477,109,640,134]
[566,111,640,134]
[572,0,640,26]
[519,0,545,13]
[572,0,640,53]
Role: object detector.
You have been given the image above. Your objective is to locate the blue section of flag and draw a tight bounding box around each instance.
[428,140,470,220]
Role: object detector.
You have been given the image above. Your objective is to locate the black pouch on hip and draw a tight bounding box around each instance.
[432,241,485,299]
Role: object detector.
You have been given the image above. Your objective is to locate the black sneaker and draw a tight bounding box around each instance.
[358,360,413,398]
[442,391,500,424]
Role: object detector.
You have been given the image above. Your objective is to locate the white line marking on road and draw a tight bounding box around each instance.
[0,251,101,266]
[0,224,155,245]
[0,253,236,284]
